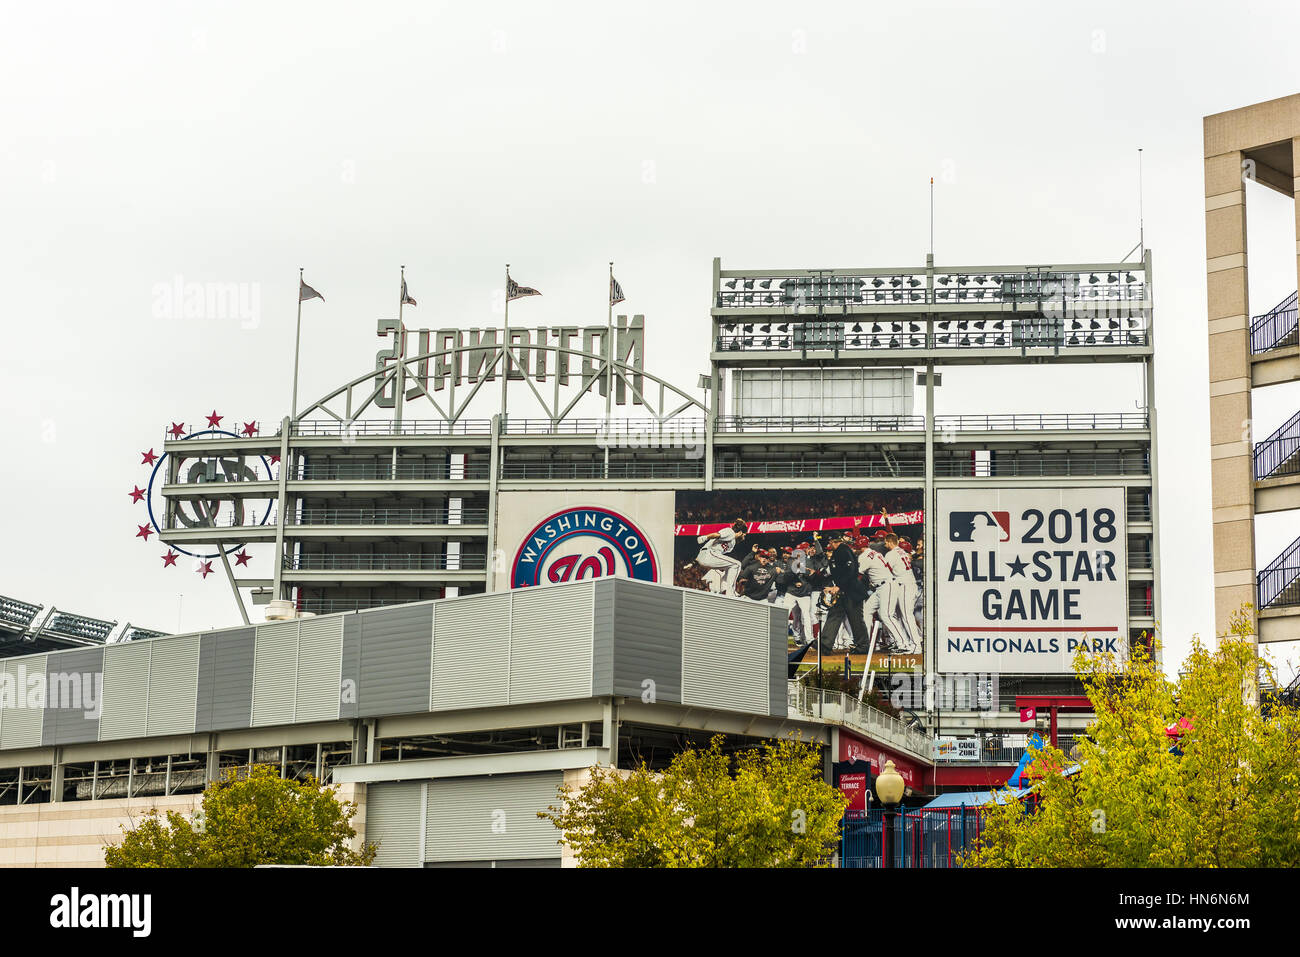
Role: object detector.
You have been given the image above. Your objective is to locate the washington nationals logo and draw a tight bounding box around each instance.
[510,507,659,589]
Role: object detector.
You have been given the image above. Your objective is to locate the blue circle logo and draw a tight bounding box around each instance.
[510,507,659,588]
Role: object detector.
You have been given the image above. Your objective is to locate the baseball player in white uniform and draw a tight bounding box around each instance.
[883,533,922,652]
[692,519,747,596]
[858,537,914,653]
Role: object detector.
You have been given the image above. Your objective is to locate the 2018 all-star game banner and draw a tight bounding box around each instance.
[936,487,1128,674]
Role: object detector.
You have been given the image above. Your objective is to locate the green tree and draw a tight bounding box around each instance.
[539,734,847,867]
[966,609,1300,867]
[105,764,376,868]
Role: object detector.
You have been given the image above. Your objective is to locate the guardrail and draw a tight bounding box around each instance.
[1249,290,1298,355]
[285,554,488,572]
[502,418,706,436]
[1127,499,1152,523]
[293,507,489,526]
[934,412,1148,432]
[716,415,925,433]
[296,463,490,481]
[297,598,422,614]
[715,321,1149,353]
[715,459,925,480]
[500,462,706,480]
[787,684,932,759]
[292,419,493,437]
[1253,409,1300,480]
[935,455,1149,478]
[933,734,1083,765]
[1258,535,1300,609]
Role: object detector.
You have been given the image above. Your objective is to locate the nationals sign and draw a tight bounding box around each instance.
[937,488,1128,674]
[511,507,660,588]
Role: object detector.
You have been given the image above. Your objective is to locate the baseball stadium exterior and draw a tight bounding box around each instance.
[0,254,1160,866]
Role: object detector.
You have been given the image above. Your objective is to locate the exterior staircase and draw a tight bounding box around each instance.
[1253,409,1300,480]
[1249,290,1299,354]
[1258,534,1300,610]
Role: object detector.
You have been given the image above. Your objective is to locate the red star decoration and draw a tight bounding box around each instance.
[198,561,214,579]
[234,550,251,567]
[270,454,280,465]
[168,422,186,439]
[162,550,179,567]
[242,421,258,437]
[136,524,154,541]
[141,448,159,466]
[206,411,223,428]
[128,485,146,503]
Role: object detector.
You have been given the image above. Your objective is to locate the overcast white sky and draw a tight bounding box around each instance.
[2,1,1299,678]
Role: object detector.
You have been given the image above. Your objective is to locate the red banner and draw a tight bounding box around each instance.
[674,511,923,538]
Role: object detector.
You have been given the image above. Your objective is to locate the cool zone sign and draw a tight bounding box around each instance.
[937,488,1128,674]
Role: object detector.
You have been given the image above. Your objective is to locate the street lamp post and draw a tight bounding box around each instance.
[876,759,905,869]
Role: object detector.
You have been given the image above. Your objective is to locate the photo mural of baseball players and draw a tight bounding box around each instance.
[674,489,924,662]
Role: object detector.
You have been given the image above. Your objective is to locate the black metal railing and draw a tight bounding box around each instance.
[1249,290,1299,355]
[1127,498,1152,523]
[935,455,1149,478]
[296,598,427,614]
[296,463,490,481]
[285,554,488,572]
[502,418,706,436]
[714,459,925,480]
[716,415,925,433]
[500,461,705,480]
[1253,409,1300,480]
[1129,597,1154,617]
[293,507,489,526]
[1258,534,1300,609]
[934,412,1148,432]
[1129,551,1154,570]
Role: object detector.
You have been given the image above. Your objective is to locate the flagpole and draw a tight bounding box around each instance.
[604,262,614,476]
[291,267,305,420]
[500,263,510,421]
[394,265,407,429]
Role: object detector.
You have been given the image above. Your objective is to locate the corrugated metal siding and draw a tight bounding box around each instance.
[146,635,200,736]
[431,594,508,711]
[41,648,103,746]
[366,781,424,867]
[681,592,770,714]
[356,604,433,718]
[508,584,593,705]
[424,773,563,863]
[0,656,46,750]
[769,605,787,717]
[611,579,683,702]
[100,643,151,740]
[195,627,255,733]
[591,580,614,696]
[252,621,299,727]
[339,615,361,720]
[296,616,343,724]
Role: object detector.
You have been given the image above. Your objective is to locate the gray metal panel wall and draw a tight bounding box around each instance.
[680,592,770,714]
[296,616,343,724]
[424,773,563,864]
[366,781,424,867]
[508,584,593,705]
[146,635,200,737]
[1,656,47,750]
[769,604,787,717]
[339,615,361,720]
[611,579,682,702]
[357,603,433,718]
[99,643,151,741]
[195,627,255,733]
[41,647,103,746]
[431,594,508,711]
[252,621,299,726]
[591,580,615,696]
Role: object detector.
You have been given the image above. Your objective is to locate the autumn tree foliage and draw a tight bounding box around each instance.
[540,734,847,867]
[105,764,376,868]
[966,609,1300,867]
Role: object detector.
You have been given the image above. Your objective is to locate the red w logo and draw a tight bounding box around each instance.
[546,547,617,583]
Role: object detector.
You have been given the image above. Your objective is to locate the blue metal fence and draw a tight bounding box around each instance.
[840,806,992,869]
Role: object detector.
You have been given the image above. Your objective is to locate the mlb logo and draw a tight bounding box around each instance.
[948,510,1011,542]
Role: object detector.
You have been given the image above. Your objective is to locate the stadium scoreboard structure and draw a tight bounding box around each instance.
[152,254,1160,738]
